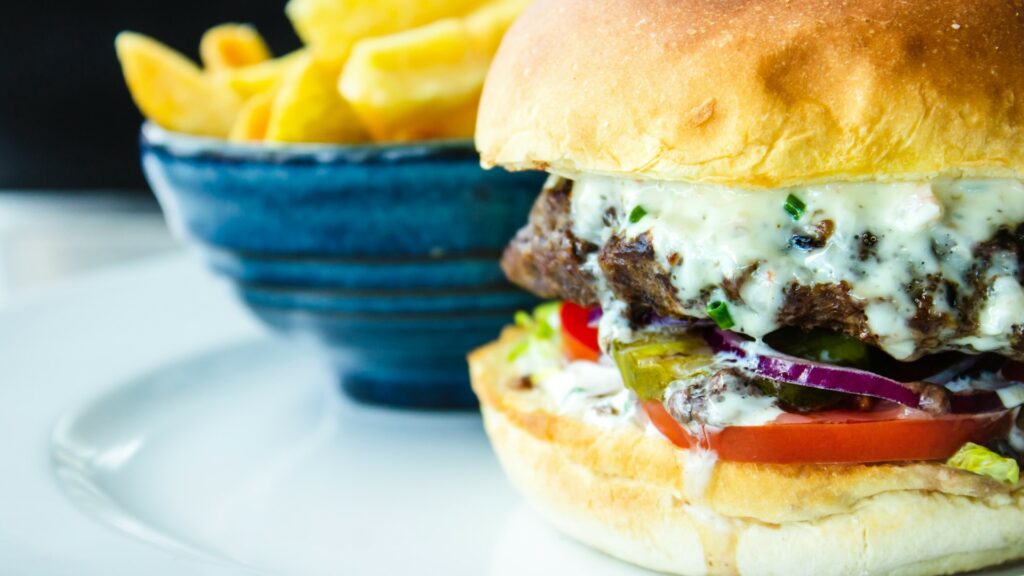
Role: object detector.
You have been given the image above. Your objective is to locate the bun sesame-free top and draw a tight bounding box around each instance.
[476,0,1024,187]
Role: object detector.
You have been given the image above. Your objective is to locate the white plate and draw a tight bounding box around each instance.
[0,254,643,575]
[0,255,1019,575]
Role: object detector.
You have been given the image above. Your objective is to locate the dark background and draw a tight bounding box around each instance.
[0,1,302,191]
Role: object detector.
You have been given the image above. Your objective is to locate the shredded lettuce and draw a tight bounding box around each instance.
[507,301,563,383]
[947,442,1020,485]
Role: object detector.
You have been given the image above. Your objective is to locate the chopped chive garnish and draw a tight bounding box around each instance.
[784,194,806,220]
[628,205,648,223]
[706,300,735,329]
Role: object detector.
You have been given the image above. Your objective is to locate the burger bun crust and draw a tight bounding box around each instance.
[476,0,1024,187]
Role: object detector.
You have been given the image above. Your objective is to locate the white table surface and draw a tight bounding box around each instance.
[0,191,178,303]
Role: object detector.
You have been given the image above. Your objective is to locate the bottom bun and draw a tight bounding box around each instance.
[469,328,1024,576]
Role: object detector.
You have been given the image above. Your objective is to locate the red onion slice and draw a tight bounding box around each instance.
[703,328,758,358]
[705,329,1016,415]
[754,353,926,408]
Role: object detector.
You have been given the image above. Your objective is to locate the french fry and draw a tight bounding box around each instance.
[266,53,367,143]
[200,23,271,71]
[230,91,276,141]
[285,0,488,63]
[338,0,529,141]
[115,31,241,137]
[212,50,305,100]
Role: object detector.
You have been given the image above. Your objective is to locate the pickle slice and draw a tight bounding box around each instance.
[766,328,870,368]
[754,378,849,412]
[613,335,712,401]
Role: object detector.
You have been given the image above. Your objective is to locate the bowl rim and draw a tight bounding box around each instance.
[139,122,479,164]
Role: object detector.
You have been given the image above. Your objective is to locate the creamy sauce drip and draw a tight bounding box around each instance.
[571,177,1024,360]
[525,358,646,429]
[520,350,785,433]
[682,448,719,502]
[664,353,785,436]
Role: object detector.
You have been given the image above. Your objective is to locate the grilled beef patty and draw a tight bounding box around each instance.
[503,178,1024,360]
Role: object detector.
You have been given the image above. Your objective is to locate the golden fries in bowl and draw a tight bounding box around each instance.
[117,1,544,410]
[116,0,529,145]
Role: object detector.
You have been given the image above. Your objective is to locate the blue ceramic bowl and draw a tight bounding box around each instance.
[140,124,544,409]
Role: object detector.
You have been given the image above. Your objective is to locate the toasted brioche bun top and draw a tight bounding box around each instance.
[476,0,1024,188]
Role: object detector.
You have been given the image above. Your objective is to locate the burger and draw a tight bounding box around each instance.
[468,0,1024,574]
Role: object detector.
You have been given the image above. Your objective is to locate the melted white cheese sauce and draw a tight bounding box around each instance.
[691,385,784,430]
[523,351,784,433]
[682,448,719,502]
[571,177,1024,359]
[530,358,646,429]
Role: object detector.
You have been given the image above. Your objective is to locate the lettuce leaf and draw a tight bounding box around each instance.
[507,301,563,382]
[947,442,1019,485]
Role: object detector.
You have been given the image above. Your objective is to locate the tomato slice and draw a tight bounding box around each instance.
[641,401,1014,464]
[560,302,600,362]
[557,303,1012,463]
